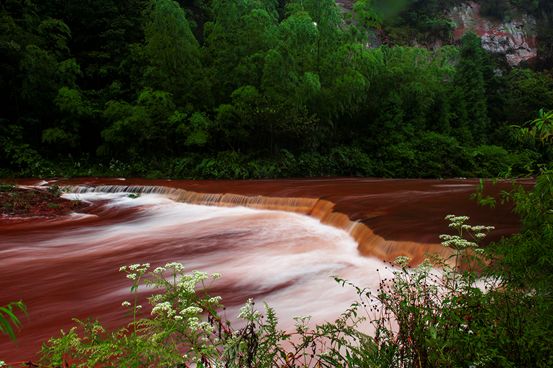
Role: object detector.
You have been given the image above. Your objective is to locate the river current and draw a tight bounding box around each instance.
[0,178,526,361]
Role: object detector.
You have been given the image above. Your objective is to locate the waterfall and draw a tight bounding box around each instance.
[63,184,452,264]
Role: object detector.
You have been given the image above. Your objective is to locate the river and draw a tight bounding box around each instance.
[0,178,528,362]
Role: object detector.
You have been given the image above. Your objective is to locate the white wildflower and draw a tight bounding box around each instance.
[153,266,166,274]
[177,280,196,294]
[126,273,137,280]
[199,321,214,333]
[119,266,127,272]
[121,301,131,307]
[211,272,222,280]
[150,294,163,303]
[188,317,200,331]
[165,262,184,272]
[208,296,222,304]
[127,263,149,273]
[293,315,311,333]
[475,232,487,239]
[193,271,208,282]
[151,301,174,317]
[180,306,203,315]
[394,256,411,267]
[238,298,261,321]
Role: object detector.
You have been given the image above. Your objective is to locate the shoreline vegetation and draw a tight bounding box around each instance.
[0,184,89,219]
[1,0,552,180]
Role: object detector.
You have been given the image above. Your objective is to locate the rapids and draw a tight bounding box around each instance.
[0,178,527,362]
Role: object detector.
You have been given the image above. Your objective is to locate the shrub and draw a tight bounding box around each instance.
[290,152,335,177]
[246,159,281,178]
[413,133,472,178]
[329,146,374,177]
[194,151,249,179]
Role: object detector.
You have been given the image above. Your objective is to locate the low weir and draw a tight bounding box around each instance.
[64,184,452,264]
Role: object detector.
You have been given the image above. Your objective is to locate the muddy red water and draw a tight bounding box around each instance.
[0,178,531,362]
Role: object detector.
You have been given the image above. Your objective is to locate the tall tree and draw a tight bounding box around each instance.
[453,32,489,144]
[144,0,204,106]
[204,0,278,102]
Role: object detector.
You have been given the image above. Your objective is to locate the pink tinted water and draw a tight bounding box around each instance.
[0,178,527,362]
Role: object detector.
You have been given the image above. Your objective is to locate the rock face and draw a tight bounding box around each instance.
[334,1,538,66]
[449,2,537,65]
[335,0,354,11]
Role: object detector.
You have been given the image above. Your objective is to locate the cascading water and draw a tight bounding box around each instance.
[0,190,392,362]
[0,178,526,362]
[63,184,452,263]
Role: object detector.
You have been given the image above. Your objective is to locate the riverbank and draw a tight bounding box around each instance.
[0,184,88,219]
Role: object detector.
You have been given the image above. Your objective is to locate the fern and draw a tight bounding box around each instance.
[0,300,26,341]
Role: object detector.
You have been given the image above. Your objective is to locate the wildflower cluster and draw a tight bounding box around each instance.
[439,215,494,268]
[119,263,150,282]
[141,262,224,362]
[40,260,375,367]
[394,255,411,267]
[237,298,261,322]
[348,215,502,368]
[38,262,228,367]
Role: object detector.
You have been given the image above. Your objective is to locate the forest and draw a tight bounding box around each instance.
[1,0,552,179]
[1,1,553,367]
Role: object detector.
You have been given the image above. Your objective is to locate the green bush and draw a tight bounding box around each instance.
[195,151,249,179]
[246,159,281,178]
[329,146,374,177]
[413,133,472,178]
[490,168,553,289]
[470,145,513,177]
[375,142,418,177]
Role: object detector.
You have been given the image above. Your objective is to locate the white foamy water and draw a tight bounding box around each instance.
[0,190,397,362]
[57,192,392,325]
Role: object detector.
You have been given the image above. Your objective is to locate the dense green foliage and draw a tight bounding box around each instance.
[0,301,26,342]
[491,169,553,289]
[0,0,552,178]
